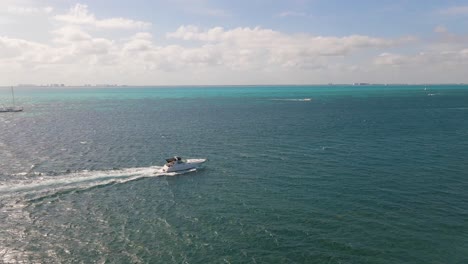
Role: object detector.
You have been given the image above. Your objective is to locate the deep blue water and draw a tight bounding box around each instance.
[0,85,467,263]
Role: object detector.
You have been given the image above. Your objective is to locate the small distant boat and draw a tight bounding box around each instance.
[162,156,206,172]
[0,87,23,113]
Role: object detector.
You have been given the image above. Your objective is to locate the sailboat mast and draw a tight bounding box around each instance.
[11,86,15,107]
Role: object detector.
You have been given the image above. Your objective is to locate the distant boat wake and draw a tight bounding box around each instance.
[0,166,196,201]
[270,98,312,102]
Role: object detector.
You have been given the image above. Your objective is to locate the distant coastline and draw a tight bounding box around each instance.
[1,83,467,89]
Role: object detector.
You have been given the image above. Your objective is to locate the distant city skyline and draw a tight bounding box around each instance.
[1,0,468,85]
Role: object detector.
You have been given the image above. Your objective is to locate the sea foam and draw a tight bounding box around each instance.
[0,166,195,200]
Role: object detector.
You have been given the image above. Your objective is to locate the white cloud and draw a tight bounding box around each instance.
[166,25,415,69]
[440,5,468,15]
[1,2,468,85]
[374,48,468,68]
[191,7,231,17]
[54,4,150,29]
[52,26,92,43]
[0,19,421,85]
[277,11,307,18]
[122,32,154,53]
[434,25,448,33]
[7,6,53,15]
[374,52,412,66]
[0,36,58,67]
[364,46,468,84]
[0,36,46,60]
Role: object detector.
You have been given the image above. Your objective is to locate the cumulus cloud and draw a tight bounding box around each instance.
[7,6,53,15]
[52,26,92,43]
[167,25,412,47]
[374,48,468,68]
[0,36,57,66]
[0,37,47,60]
[0,16,421,85]
[166,25,415,69]
[2,2,467,85]
[54,4,150,29]
[374,52,414,66]
[122,32,154,53]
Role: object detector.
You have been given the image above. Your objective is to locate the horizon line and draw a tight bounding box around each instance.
[1,83,467,88]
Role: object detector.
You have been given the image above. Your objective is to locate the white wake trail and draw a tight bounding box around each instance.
[0,166,192,199]
[270,98,312,102]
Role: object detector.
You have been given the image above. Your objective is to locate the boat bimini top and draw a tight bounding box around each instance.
[166,156,182,163]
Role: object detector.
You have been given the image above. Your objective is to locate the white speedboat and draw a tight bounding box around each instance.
[162,156,206,172]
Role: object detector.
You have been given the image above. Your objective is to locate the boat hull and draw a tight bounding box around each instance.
[162,159,206,172]
[0,108,23,113]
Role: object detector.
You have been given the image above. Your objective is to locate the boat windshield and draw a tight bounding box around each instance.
[165,156,184,165]
[166,157,177,163]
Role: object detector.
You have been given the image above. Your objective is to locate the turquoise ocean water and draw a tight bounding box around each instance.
[0,85,467,263]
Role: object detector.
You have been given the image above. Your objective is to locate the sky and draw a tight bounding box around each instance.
[1,0,468,85]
